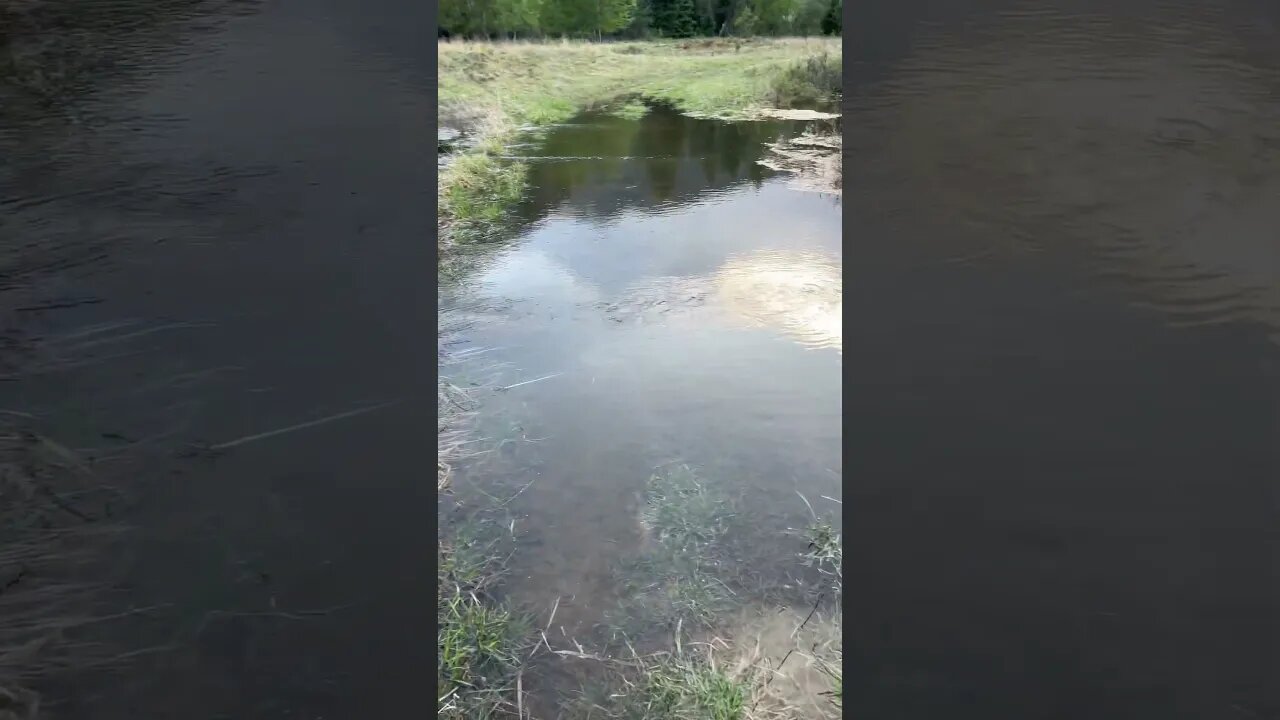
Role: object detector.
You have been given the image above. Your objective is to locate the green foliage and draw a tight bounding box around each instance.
[440,152,527,243]
[732,4,758,35]
[500,0,546,34]
[436,0,836,37]
[745,0,792,35]
[790,0,827,35]
[638,657,747,720]
[437,534,535,719]
[642,465,733,554]
[626,0,656,36]
[653,0,699,37]
[768,51,840,107]
[440,0,502,36]
[820,0,840,35]
[609,98,652,119]
[543,0,637,36]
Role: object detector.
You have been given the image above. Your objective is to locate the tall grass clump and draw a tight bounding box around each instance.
[802,520,841,710]
[768,51,841,108]
[438,151,528,246]
[576,643,756,720]
[438,530,535,719]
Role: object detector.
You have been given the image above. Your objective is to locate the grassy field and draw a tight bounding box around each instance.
[436,37,841,251]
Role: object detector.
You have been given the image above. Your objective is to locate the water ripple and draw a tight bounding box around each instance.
[850,5,1280,340]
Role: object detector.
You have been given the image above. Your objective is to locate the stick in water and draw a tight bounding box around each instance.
[497,372,563,392]
[211,400,402,450]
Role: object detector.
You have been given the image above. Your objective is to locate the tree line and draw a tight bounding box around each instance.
[439,0,842,40]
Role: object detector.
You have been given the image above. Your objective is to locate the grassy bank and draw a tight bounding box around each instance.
[436,37,841,251]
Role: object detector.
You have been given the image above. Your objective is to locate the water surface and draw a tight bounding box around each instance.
[848,2,1280,717]
[2,1,433,716]
[439,106,843,709]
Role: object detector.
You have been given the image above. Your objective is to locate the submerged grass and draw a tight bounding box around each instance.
[437,453,841,719]
[438,528,535,720]
[567,466,842,720]
[436,37,842,251]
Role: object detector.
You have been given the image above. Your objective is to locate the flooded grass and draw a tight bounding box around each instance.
[437,529,536,720]
[436,37,841,250]
[563,478,843,720]
[438,153,529,246]
[437,44,842,718]
[435,453,841,719]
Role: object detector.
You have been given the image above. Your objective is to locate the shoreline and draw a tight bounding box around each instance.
[436,38,841,255]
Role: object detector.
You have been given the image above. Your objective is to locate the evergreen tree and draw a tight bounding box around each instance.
[496,0,545,36]
[733,2,758,35]
[751,0,793,35]
[791,0,826,35]
[654,0,698,37]
[626,0,655,37]
[593,0,638,36]
[820,0,840,35]
[439,0,826,38]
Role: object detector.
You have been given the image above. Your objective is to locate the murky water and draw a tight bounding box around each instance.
[848,1,1280,717]
[439,107,842,709]
[2,1,432,716]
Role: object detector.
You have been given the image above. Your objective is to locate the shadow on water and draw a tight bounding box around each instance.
[3,0,433,717]
[848,1,1280,718]
[440,105,842,714]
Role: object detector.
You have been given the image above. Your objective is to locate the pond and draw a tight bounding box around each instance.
[439,105,843,713]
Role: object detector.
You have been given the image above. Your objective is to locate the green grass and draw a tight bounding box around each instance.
[574,468,842,719]
[625,652,749,720]
[802,520,842,596]
[438,530,535,720]
[437,37,842,251]
[438,461,843,719]
[610,465,739,632]
[607,98,651,121]
[767,51,841,108]
[805,522,842,709]
[569,517,843,720]
[438,150,528,245]
[641,464,734,554]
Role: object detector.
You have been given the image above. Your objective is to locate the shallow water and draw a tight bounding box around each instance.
[848,1,1280,717]
[439,106,842,707]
